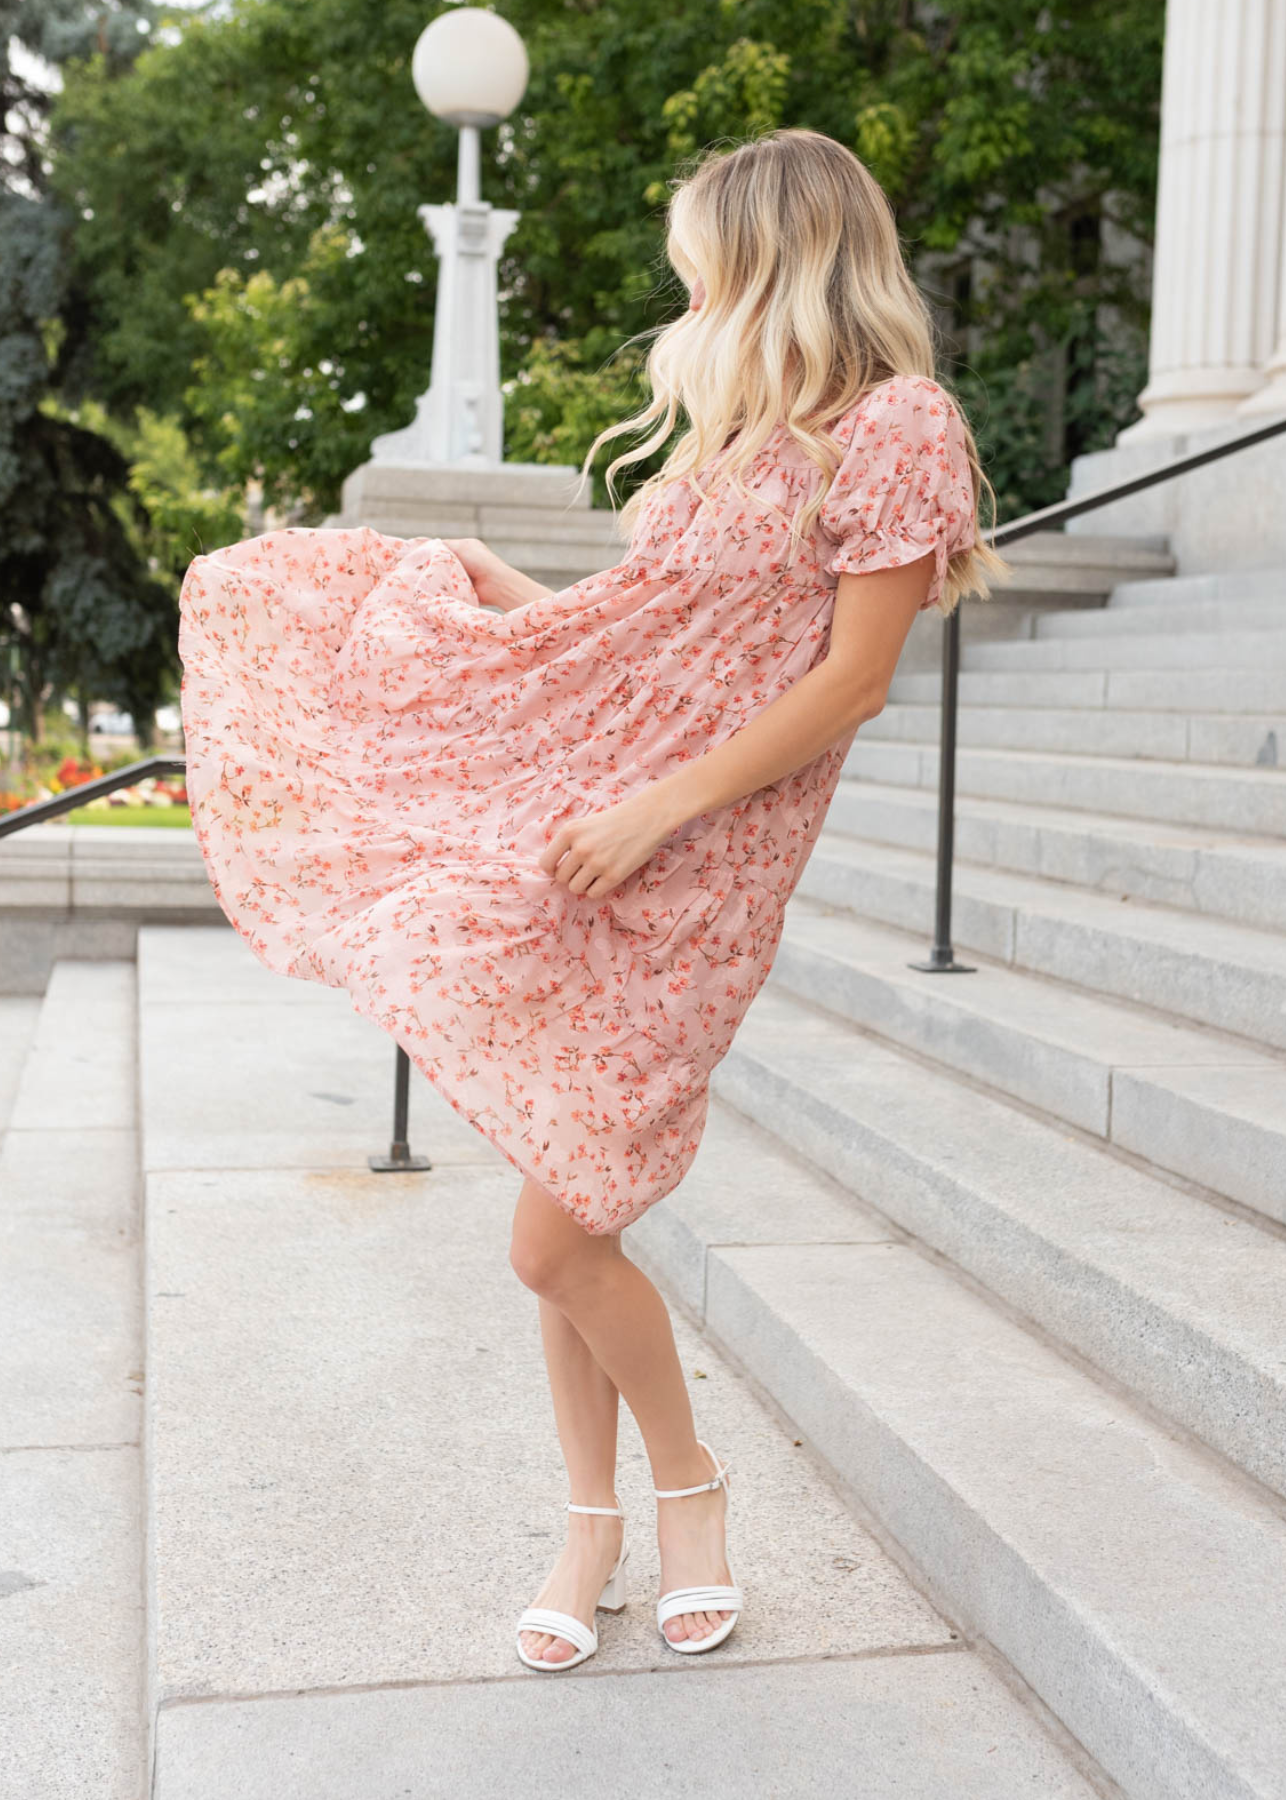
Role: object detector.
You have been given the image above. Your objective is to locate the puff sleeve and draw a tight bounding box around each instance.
[817,375,976,613]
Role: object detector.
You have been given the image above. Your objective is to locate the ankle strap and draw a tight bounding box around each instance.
[655,1452,731,1499]
[566,1501,623,1516]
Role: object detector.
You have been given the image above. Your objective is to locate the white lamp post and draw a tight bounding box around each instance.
[369,8,529,468]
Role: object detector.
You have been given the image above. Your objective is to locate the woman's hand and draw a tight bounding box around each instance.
[539,788,680,899]
[440,537,553,613]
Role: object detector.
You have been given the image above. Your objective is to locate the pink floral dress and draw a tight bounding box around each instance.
[178,372,974,1234]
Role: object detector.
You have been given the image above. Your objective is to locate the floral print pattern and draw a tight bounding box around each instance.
[177,373,974,1234]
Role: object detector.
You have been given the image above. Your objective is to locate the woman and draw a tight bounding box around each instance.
[177,126,1007,1674]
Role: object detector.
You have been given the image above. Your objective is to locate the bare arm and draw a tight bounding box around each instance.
[441,538,553,611]
[539,552,934,897]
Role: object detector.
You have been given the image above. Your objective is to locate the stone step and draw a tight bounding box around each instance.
[826,778,1286,931]
[0,994,41,1129]
[708,984,1286,1492]
[864,698,1284,769]
[1108,567,1286,609]
[636,1101,1286,1800]
[0,820,212,913]
[474,503,625,544]
[798,829,1286,1052]
[339,458,599,512]
[329,510,624,553]
[1037,598,1286,637]
[154,1653,1105,1800]
[889,664,1286,714]
[772,899,1286,1227]
[0,960,144,1800]
[975,529,1173,603]
[844,737,1286,836]
[963,624,1286,673]
[0,823,224,993]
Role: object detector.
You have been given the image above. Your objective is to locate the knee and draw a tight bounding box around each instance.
[510,1178,618,1297]
[509,1218,612,1299]
[508,1226,574,1298]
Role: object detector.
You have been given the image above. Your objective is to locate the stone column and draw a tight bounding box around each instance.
[1118,0,1286,440]
[1240,148,1286,416]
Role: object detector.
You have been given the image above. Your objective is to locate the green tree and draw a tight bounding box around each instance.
[51,0,1163,522]
[0,0,181,747]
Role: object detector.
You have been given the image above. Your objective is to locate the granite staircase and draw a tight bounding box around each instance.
[633,560,1286,1800]
[3,555,1285,1800]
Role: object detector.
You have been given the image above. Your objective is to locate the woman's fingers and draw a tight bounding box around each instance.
[539,823,620,896]
[564,852,602,895]
[538,822,576,876]
[539,796,666,896]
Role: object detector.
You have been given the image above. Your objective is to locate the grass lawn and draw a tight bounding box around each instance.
[60,804,192,827]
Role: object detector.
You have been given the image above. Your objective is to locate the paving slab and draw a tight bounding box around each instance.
[137,922,339,1006]
[145,1162,951,1707]
[152,1648,1102,1800]
[139,982,490,1171]
[0,1446,144,1800]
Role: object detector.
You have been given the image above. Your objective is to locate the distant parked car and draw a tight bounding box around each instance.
[89,710,135,736]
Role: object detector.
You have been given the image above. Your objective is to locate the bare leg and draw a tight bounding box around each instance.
[516,1299,622,1664]
[511,1176,732,1653]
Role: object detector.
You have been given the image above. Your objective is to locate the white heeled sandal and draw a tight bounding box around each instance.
[514,1496,629,1672]
[654,1439,743,1654]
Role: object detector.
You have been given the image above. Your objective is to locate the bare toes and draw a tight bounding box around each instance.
[664,1616,688,1642]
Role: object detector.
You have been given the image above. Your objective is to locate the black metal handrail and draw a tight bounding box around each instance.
[911,408,1286,974]
[0,749,429,1171]
[0,754,187,836]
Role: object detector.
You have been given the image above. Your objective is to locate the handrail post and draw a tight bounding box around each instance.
[368,1044,432,1172]
[910,602,975,974]
[900,407,1286,977]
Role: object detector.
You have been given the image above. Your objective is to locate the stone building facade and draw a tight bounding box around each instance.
[1067,0,1286,567]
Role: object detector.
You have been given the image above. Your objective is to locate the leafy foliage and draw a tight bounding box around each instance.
[50,0,1164,521]
[502,334,654,508]
[0,0,187,745]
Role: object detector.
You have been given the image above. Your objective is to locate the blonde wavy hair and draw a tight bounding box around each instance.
[577,127,1009,615]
